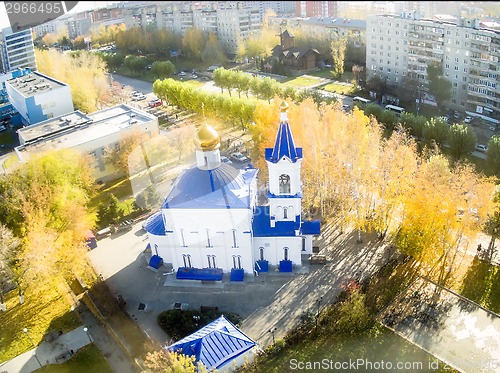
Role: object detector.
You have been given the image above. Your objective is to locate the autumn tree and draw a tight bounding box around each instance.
[422,117,449,149]
[105,130,149,177]
[201,32,226,64]
[0,224,19,311]
[427,62,452,111]
[0,150,96,301]
[142,350,207,373]
[447,123,476,161]
[182,27,206,60]
[330,37,348,80]
[35,48,113,112]
[486,135,500,177]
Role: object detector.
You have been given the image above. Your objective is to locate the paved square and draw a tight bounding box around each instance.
[378,277,500,373]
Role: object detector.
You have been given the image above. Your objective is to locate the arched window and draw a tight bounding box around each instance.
[182,254,192,268]
[279,174,291,194]
[259,247,265,261]
[206,229,212,247]
[283,207,288,219]
[232,229,238,248]
[283,247,289,261]
[232,255,242,269]
[207,255,216,268]
[180,229,187,247]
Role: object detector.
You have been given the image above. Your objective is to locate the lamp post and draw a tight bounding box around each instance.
[23,328,35,348]
[268,327,277,344]
[83,327,93,344]
[316,296,323,327]
[33,351,42,368]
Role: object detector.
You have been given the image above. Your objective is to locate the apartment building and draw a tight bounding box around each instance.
[296,1,337,18]
[15,104,159,182]
[269,16,366,40]
[5,71,74,126]
[0,28,37,73]
[366,13,500,122]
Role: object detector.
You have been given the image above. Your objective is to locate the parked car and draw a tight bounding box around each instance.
[489,126,496,131]
[132,94,147,101]
[464,116,473,124]
[221,156,233,165]
[190,74,198,79]
[148,99,162,108]
[0,125,6,132]
[475,144,488,152]
[230,152,249,162]
[179,71,186,77]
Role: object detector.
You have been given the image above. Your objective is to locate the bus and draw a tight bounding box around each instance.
[352,96,371,105]
[385,104,405,116]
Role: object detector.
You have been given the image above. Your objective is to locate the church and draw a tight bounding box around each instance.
[144,101,320,281]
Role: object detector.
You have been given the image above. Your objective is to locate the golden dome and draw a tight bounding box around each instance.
[194,123,220,151]
[280,101,289,112]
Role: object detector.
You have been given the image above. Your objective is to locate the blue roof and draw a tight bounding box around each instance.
[265,121,302,163]
[167,315,255,370]
[302,220,321,235]
[252,206,300,237]
[144,211,165,236]
[162,163,258,209]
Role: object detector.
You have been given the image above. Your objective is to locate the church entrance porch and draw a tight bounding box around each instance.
[176,267,223,281]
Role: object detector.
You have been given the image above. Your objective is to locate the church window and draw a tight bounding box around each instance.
[232,255,242,269]
[204,156,208,166]
[259,247,265,261]
[182,254,192,268]
[232,229,238,248]
[207,255,216,268]
[283,247,289,261]
[180,229,187,247]
[283,207,288,219]
[279,174,291,194]
[206,229,212,247]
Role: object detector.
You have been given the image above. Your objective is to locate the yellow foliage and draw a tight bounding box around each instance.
[35,49,113,112]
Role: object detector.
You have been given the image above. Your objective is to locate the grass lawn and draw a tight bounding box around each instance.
[34,344,113,373]
[322,82,357,96]
[0,286,81,363]
[282,75,324,88]
[2,153,19,170]
[458,257,500,314]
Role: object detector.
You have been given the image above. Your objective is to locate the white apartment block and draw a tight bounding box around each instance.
[0,28,37,73]
[15,104,159,182]
[366,13,500,122]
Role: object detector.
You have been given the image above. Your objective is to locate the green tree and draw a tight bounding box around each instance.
[201,32,226,64]
[151,61,175,78]
[486,136,500,177]
[330,37,348,80]
[332,282,372,335]
[212,67,226,94]
[182,27,205,60]
[448,123,477,161]
[97,193,122,227]
[427,62,452,111]
[234,71,252,98]
[422,117,449,148]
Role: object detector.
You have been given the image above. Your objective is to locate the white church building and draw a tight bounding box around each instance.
[144,101,320,281]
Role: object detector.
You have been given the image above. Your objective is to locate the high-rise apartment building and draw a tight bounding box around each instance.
[0,28,37,73]
[366,13,500,122]
[295,1,337,18]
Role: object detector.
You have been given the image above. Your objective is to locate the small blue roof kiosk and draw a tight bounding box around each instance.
[168,315,256,371]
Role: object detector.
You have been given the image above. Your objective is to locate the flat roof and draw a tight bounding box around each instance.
[17,104,157,152]
[6,71,67,98]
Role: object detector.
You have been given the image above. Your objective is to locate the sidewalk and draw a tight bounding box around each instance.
[0,303,137,373]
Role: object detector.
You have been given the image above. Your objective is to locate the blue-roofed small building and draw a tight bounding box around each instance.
[144,101,320,280]
[167,315,256,371]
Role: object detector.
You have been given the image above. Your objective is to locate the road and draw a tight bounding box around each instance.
[111,74,154,95]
